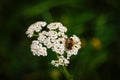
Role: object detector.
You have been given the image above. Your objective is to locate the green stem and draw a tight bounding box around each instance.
[60,66,73,80]
[33,34,38,37]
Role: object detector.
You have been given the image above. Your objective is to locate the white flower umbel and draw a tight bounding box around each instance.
[26,21,81,67]
[31,40,47,56]
[26,21,47,37]
[51,56,69,67]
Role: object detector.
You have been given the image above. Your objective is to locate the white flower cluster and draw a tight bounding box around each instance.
[26,21,81,67]
[51,56,69,67]
[26,21,47,37]
[31,40,47,56]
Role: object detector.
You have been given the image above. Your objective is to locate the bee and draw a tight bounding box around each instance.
[66,38,75,50]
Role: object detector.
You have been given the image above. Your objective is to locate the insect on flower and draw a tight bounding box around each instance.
[66,38,75,50]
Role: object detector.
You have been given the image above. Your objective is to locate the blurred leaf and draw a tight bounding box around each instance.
[88,51,108,71]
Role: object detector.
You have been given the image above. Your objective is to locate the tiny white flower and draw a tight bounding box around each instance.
[51,60,59,67]
[58,32,68,38]
[43,37,52,49]
[38,33,47,43]
[58,25,67,33]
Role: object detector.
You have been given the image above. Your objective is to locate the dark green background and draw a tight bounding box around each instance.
[0,0,120,80]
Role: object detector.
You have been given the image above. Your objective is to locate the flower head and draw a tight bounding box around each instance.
[26,21,81,67]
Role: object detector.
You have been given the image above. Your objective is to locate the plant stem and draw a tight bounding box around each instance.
[33,34,38,37]
[60,66,73,80]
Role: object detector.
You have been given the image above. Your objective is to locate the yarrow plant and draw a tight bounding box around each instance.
[26,21,81,80]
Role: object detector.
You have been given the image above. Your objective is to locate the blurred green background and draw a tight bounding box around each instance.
[0,0,120,80]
